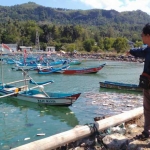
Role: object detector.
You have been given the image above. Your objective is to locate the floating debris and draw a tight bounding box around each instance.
[83,92,142,115]
[36,133,45,136]
[102,103,109,106]
[24,137,30,141]
[25,123,34,127]
[127,104,134,107]
[40,111,45,113]
[92,101,96,104]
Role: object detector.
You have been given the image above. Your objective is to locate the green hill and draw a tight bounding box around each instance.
[0,2,150,27]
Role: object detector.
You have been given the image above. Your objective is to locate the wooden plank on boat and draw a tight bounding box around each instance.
[11,107,143,150]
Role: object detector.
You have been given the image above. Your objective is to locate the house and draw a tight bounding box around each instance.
[19,46,32,52]
[46,46,55,53]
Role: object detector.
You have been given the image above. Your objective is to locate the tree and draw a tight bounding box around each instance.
[66,44,75,52]
[97,38,104,50]
[134,41,143,48]
[83,39,95,52]
[113,37,128,53]
[55,43,62,51]
[103,37,112,50]
[92,46,99,52]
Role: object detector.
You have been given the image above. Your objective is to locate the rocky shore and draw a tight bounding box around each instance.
[56,114,149,150]
[10,51,144,63]
[64,53,144,63]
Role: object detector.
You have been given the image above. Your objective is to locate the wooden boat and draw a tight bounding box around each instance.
[62,63,106,75]
[0,83,81,106]
[11,66,38,71]
[37,64,70,74]
[99,81,142,92]
[70,59,82,65]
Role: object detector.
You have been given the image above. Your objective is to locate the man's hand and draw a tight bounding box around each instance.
[126,51,130,56]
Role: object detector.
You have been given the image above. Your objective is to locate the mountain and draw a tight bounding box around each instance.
[0,2,150,27]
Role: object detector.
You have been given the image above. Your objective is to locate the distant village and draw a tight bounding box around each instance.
[0,39,136,54]
[0,44,56,53]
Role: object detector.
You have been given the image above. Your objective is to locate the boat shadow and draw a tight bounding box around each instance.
[0,97,79,127]
[99,87,143,95]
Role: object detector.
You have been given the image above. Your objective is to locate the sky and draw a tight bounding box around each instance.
[0,0,150,15]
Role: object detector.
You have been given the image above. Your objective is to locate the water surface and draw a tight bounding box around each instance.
[0,60,143,149]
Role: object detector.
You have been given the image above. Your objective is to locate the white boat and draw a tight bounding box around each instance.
[0,82,81,106]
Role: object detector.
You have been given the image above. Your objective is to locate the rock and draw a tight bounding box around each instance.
[127,124,137,129]
[102,133,128,150]
[109,126,126,135]
[127,139,150,150]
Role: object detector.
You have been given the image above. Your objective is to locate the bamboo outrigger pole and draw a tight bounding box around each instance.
[6,79,30,85]
[0,90,19,98]
[11,107,143,150]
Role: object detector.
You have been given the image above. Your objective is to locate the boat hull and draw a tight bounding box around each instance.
[0,88,81,106]
[63,63,106,75]
[38,65,70,74]
[17,93,80,106]
[99,81,142,92]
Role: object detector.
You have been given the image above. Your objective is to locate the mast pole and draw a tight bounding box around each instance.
[1,44,4,85]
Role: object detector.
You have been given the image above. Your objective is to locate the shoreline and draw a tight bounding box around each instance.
[4,52,144,63]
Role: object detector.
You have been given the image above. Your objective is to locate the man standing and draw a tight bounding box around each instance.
[127,23,150,141]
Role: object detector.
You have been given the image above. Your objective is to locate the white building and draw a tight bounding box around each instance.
[46,46,55,52]
[19,46,32,52]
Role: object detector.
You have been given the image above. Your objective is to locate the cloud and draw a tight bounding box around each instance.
[79,0,150,14]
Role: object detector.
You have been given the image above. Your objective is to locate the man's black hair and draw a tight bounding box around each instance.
[143,23,150,35]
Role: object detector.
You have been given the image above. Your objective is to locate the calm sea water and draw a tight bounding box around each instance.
[0,60,143,149]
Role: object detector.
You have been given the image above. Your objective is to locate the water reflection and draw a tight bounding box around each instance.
[0,97,79,149]
[99,87,143,95]
[0,97,79,127]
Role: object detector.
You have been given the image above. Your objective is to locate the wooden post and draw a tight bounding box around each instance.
[11,107,143,150]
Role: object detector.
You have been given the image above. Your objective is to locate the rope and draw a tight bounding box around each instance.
[84,123,99,135]
[84,123,94,133]
[84,123,108,149]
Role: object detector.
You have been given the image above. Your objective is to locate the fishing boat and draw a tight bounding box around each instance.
[11,65,38,71]
[70,59,82,65]
[62,63,106,75]
[99,81,142,92]
[0,80,81,106]
[37,64,70,74]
